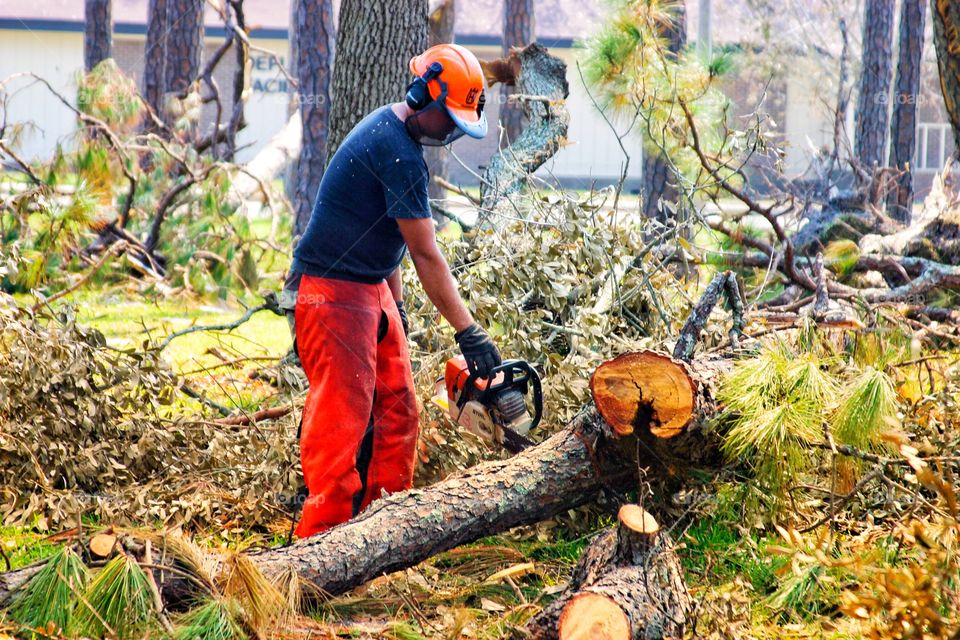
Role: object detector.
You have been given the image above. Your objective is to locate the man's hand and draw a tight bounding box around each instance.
[454,324,502,379]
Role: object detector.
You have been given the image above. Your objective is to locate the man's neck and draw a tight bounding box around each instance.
[391,102,415,122]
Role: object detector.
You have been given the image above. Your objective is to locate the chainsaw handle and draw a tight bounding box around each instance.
[528,365,543,431]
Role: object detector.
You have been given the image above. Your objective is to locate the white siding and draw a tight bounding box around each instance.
[0,29,84,160]
[535,47,647,187]
[782,59,839,176]
[235,37,293,164]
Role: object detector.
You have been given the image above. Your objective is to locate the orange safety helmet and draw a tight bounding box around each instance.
[408,44,488,140]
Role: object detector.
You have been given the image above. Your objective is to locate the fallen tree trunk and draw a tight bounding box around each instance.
[526,506,689,639]
[478,43,570,226]
[227,111,301,205]
[859,168,960,265]
[247,351,726,597]
[1,350,729,609]
[590,350,729,466]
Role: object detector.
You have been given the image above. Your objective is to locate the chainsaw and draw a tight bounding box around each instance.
[431,356,543,453]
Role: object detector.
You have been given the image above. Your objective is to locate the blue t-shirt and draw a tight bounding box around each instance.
[291,105,431,284]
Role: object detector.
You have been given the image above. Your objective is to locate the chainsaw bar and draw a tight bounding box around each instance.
[502,427,536,453]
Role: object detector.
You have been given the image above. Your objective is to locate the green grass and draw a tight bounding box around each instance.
[0,527,61,570]
[72,292,289,372]
[679,518,784,595]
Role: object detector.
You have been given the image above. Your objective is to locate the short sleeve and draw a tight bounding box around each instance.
[380,157,431,219]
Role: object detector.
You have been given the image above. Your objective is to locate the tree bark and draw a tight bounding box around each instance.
[222,0,248,160]
[426,0,455,217]
[292,0,336,238]
[163,0,204,96]
[500,0,535,147]
[143,0,168,120]
[84,0,112,72]
[526,506,690,640]
[326,0,428,159]
[642,1,686,222]
[931,0,960,158]
[854,0,895,169]
[886,0,926,223]
[479,44,569,223]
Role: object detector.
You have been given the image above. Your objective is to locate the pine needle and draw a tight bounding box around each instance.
[174,597,248,640]
[831,366,899,451]
[270,565,323,617]
[218,552,287,633]
[719,343,841,509]
[73,554,157,639]
[142,530,217,588]
[8,546,89,633]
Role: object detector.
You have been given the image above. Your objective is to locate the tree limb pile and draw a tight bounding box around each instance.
[1,348,729,628]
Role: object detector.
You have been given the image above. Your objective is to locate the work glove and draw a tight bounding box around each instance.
[395,299,410,337]
[454,323,502,379]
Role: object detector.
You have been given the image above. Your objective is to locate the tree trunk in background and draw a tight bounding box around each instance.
[426,0,455,217]
[642,1,686,221]
[143,0,168,118]
[854,0,895,169]
[931,0,960,159]
[285,0,300,234]
[886,0,926,223]
[326,0,429,158]
[84,0,112,72]
[163,0,205,96]
[293,0,336,238]
[500,0,534,147]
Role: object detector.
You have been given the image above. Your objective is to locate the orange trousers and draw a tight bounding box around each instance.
[293,274,419,538]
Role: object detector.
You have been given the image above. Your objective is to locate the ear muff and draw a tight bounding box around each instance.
[405,61,444,111]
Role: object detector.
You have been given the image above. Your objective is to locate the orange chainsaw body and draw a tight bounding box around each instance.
[435,356,542,449]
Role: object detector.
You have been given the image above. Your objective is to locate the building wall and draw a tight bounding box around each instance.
[782,58,839,178]
[0,29,84,161]
[1,30,649,189]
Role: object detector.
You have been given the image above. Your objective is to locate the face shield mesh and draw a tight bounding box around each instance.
[404,100,468,147]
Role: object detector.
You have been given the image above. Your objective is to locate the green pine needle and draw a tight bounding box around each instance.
[830,366,899,451]
[174,598,248,640]
[73,554,157,640]
[8,546,89,633]
[719,344,840,509]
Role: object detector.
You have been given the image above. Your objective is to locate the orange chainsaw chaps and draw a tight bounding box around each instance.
[293,274,419,538]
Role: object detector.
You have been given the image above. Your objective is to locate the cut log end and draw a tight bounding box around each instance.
[559,593,631,640]
[590,351,697,438]
[618,505,659,536]
[89,533,117,558]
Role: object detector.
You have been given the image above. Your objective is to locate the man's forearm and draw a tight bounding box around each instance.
[409,251,473,332]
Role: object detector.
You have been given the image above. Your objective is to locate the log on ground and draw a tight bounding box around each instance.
[526,505,690,639]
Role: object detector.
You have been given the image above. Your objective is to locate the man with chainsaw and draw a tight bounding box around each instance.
[288,44,501,538]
